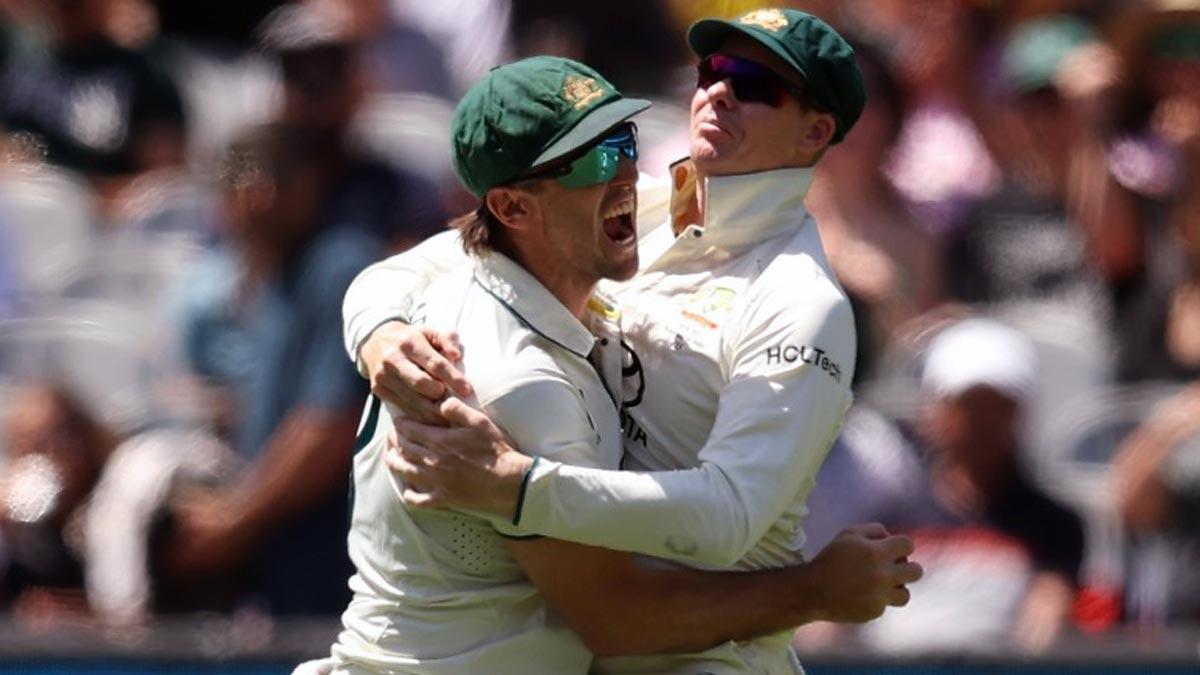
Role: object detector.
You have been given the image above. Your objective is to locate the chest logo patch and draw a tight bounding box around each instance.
[681,286,737,330]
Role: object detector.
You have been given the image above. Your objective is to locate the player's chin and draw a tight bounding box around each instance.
[599,247,639,282]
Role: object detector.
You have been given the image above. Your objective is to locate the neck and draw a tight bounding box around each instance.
[541,273,595,320]
[507,242,596,321]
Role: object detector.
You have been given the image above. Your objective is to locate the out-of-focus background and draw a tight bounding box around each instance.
[0,0,1197,672]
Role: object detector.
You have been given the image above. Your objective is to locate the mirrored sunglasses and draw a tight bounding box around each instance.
[696,53,806,108]
[527,122,639,189]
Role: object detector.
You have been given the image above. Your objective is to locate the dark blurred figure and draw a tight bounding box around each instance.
[0,383,116,622]
[257,1,445,249]
[1109,1,1200,627]
[1110,0,1200,383]
[160,123,378,615]
[513,0,684,95]
[152,0,286,46]
[808,42,941,383]
[945,15,1141,328]
[0,0,187,178]
[854,319,1084,653]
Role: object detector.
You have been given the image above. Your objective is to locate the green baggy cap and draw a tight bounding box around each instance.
[451,55,651,197]
[687,8,864,143]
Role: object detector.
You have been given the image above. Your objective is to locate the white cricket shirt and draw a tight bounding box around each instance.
[331,253,623,674]
[342,162,856,675]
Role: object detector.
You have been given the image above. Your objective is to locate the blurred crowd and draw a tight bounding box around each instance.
[0,0,1196,657]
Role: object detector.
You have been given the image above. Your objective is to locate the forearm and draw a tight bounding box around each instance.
[232,410,359,538]
[589,563,818,656]
[514,383,846,567]
[1114,388,1200,530]
[507,538,822,658]
[516,460,753,567]
[1070,139,1143,281]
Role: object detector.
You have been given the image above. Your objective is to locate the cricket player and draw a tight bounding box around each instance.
[323,53,918,675]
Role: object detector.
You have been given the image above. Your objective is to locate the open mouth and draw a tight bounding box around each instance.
[601,199,636,245]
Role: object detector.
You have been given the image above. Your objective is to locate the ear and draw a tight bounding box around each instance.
[485,187,537,231]
[799,111,837,155]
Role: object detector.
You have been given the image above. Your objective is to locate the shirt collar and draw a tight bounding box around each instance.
[668,158,815,248]
[472,252,596,359]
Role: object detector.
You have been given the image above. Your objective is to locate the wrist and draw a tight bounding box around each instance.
[357,318,410,378]
[504,454,537,524]
[787,560,831,626]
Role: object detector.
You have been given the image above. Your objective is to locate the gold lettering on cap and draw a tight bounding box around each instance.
[738,8,788,32]
[563,75,605,110]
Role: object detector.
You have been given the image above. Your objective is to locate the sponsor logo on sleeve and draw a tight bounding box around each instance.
[765,343,843,383]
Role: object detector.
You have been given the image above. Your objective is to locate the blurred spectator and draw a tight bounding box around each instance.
[801,405,925,559]
[0,0,187,179]
[159,122,376,616]
[944,15,1135,328]
[85,427,239,625]
[1112,383,1200,624]
[258,1,445,248]
[0,383,116,622]
[854,319,1085,653]
[1116,162,1200,382]
[808,42,941,381]
[863,0,1001,236]
[1111,0,1200,383]
[332,0,454,99]
[390,0,511,96]
[1107,1,1200,622]
[512,0,684,95]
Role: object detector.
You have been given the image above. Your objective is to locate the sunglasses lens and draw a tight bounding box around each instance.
[697,55,788,107]
[557,146,618,188]
[733,77,785,106]
[556,123,638,188]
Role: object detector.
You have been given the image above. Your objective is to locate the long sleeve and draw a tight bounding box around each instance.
[513,261,856,568]
[341,229,468,365]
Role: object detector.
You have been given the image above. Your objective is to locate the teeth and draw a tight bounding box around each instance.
[602,201,634,220]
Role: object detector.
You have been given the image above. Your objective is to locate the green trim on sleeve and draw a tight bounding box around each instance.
[348,395,383,527]
[497,532,545,541]
[512,455,541,526]
[353,396,383,456]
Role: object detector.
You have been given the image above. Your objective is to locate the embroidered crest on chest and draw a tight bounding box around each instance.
[680,286,738,330]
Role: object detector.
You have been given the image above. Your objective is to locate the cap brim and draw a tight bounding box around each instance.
[687,19,809,83]
[532,97,652,167]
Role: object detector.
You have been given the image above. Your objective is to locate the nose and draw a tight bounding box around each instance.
[703,77,737,110]
[613,152,638,184]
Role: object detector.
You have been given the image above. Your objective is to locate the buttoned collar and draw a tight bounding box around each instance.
[472,252,595,359]
[667,158,815,250]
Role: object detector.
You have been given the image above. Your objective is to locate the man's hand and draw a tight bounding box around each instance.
[359,321,473,424]
[385,397,532,518]
[802,523,923,623]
